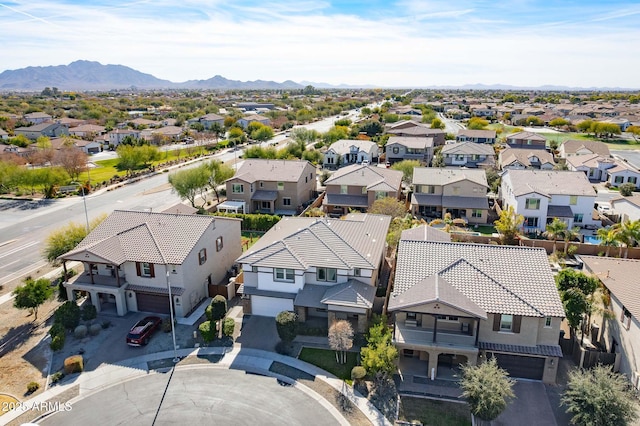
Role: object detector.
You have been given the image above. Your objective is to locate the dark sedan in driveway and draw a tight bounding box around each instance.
[126,316,162,346]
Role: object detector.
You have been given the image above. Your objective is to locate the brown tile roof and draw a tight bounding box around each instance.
[503,169,596,197]
[400,225,451,242]
[324,164,402,193]
[231,159,313,183]
[413,167,488,187]
[561,140,610,157]
[581,256,640,319]
[499,148,555,168]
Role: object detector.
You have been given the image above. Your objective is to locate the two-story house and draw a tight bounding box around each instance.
[14,122,69,140]
[223,159,316,215]
[455,129,497,144]
[24,111,52,124]
[323,139,378,169]
[500,169,598,232]
[237,214,391,331]
[389,234,565,383]
[199,113,225,130]
[567,153,640,189]
[499,147,556,170]
[322,164,403,216]
[505,131,547,150]
[108,129,141,147]
[58,210,242,318]
[440,142,495,168]
[237,114,271,129]
[384,136,434,165]
[385,121,446,146]
[411,167,489,224]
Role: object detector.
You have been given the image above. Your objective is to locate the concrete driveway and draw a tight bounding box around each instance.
[40,368,343,425]
[235,315,280,351]
[494,381,558,426]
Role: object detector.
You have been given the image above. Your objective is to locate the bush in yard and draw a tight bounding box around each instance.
[369,372,398,421]
[198,320,215,343]
[161,318,173,333]
[49,322,65,338]
[223,317,235,337]
[89,323,101,336]
[50,371,65,384]
[27,382,40,393]
[54,301,81,329]
[81,304,97,321]
[460,357,515,424]
[206,295,228,338]
[619,182,635,196]
[276,311,298,343]
[50,334,65,351]
[351,366,367,381]
[64,355,84,374]
[101,320,111,329]
[74,324,88,339]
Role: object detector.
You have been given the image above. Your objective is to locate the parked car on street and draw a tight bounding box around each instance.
[126,316,162,346]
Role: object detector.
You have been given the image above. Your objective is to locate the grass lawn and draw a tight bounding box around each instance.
[241,231,263,251]
[298,347,358,381]
[473,225,496,235]
[398,396,471,426]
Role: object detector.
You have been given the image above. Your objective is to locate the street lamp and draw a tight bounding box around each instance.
[166,271,180,363]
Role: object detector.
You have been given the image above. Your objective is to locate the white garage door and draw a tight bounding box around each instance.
[251,296,294,317]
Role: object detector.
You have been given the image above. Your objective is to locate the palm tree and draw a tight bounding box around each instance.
[596,226,618,257]
[429,212,466,233]
[563,226,581,255]
[615,220,640,258]
[544,218,567,253]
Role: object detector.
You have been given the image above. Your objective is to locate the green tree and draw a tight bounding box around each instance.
[614,219,640,258]
[432,149,445,167]
[596,226,618,257]
[627,125,640,141]
[13,277,54,321]
[205,160,234,203]
[562,225,581,255]
[549,118,570,127]
[460,357,515,424]
[168,165,210,208]
[555,269,598,338]
[390,159,420,186]
[228,127,246,144]
[360,315,398,376]
[467,117,489,130]
[485,167,501,194]
[54,301,81,329]
[116,145,143,175]
[368,197,406,218]
[205,295,227,339]
[619,182,635,196]
[322,126,349,145]
[544,218,568,253]
[430,117,445,129]
[561,365,638,426]
[493,206,523,245]
[275,311,298,343]
[42,215,106,265]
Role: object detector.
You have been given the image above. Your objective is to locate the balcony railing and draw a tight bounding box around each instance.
[67,272,126,288]
[394,323,477,349]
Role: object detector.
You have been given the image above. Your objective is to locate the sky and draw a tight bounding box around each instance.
[1,0,640,88]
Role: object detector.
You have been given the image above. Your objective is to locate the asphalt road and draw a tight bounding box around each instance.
[40,368,343,426]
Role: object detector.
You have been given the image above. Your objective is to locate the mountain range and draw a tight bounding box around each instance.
[0,61,633,91]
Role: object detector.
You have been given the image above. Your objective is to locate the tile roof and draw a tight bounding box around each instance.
[565,153,614,169]
[611,193,640,208]
[441,142,495,156]
[231,159,313,183]
[413,167,488,187]
[581,256,640,319]
[502,169,596,197]
[561,140,610,157]
[60,210,238,265]
[237,214,391,270]
[386,136,434,149]
[323,193,369,207]
[400,225,451,242]
[457,129,497,138]
[499,148,555,168]
[507,131,547,141]
[321,279,376,309]
[327,139,377,155]
[478,342,563,357]
[324,164,403,192]
[392,240,565,317]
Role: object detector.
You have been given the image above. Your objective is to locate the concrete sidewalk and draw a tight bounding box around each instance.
[1,346,390,426]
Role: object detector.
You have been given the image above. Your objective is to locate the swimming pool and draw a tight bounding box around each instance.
[583,235,601,245]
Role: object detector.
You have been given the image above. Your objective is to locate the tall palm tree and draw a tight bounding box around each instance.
[563,226,581,255]
[544,218,567,253]
[596,226,618,257]
[615,220,640,258]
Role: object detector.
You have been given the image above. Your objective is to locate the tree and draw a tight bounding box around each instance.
[205,295,227,339]
[544,218,568,253]
[597,226,618,257]
[42,215,106,265]
[493,206,523,245]
[328,320,354,364]
[467,117,489,130]
[250,124,274,141]
[549,118,570,128]
[28,167,70,198]
[561,365,638,426]
[360,315,398,376]
[614,219,640,258]
[205,160,234,203]
[13,277,53,320]
[555,269,598,339]
[627,125,640,141]
[275,311,298,344]
[429,212,467,233]
[391,159,420,186]
[460,357,515,424]
[53,146,88,181]
[430,117,445,130]
[368,197,407,218]
[54,300,81,329]
[562,226,581,255]
[432,149,445,167]
[168,165,210,208]
[619,182,635,196]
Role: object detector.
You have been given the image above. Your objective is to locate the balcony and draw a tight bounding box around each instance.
[67,272,126,288]
[394,323,477,351]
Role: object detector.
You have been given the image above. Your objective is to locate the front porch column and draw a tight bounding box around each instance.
[65,285,76,302]
[427,349,439,380]
[115,291,127,316]
[327,311,337,327]
[89,290,101,313]
[357,314,367,333]
[432,315,438,342]
[296,306,307,322]
[467,351,479,367]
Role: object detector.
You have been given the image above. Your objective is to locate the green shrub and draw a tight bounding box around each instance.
[27,382,40,393]
[223,317,235,337]
[198,320,215,343]
[101,320,111,329]
[211,212,281,232]
[54,301,81,329]
[619,182,635,196]
[89,323,101,336]
[351,366,367,380]
[50,334,65,351]
[275,311,298,343]
[81,304,97,321]
[49,322,65,338]
[206,295,227,322]
[50,371,65,384]
[64,355,84,374]
[161,318,173,333]
[74,325,88,339]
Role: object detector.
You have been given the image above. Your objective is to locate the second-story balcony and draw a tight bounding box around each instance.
[394,322,477,351]
[67,271,126,288]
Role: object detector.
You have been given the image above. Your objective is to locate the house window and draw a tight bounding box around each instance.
[340,185,348,194]
[232,184,244,194]
[392,146,399,154]
[525,198,540,210]
[199,248,207,265]
[375,191,387,200]
[317,267,337,282]
[455,154,465,161]
[437,315,459,321]
[274,268,295,282]
[574,213,584,223]
[283,198,291,206]
[471,209,482,218]
[137,262,154,278]
[354,268,361,277]
[545,317,552,328]
[621,307,632,330]
[569,195,578,205]
[277,181,284,191]
[362,186,367,194]
[500,314,513,331]
[407,312,417,320]
[425,185,435,194]
[251,266,258,272]
[260,181,264,187]
[524,217,539,227]
[471,154,479,161]
[216,237,223,252]
[305,176,308,183]
[614,176,624,184]
[261,201,270,209]
[629,177,638,185]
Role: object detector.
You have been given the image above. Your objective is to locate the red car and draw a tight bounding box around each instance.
[126,316,162,346]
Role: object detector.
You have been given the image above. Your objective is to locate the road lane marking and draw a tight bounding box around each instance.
[0,240,39,259]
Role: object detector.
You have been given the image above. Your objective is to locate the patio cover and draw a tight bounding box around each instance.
[411,193,442,206]
[547,205,574,218]
[321,280,375,309]
[251,190,278,201]
[294,284,327,309]
[216,200,245,213]
[323,193,369,207]
[441,196,489,210]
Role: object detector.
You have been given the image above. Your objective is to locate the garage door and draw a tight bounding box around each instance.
[251,296,294,317]
[136,292,170,314]
[492,353,545,380]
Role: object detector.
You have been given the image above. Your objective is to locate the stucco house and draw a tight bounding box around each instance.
[580,256,640,389]
[108,129,140,147]
[24,111,52,124]
[389,234,565,383]
[610,194,640,222]
[384,136,434,165]
[198,113,225,130]
[322,164,403,216]
[558,140,610,158]
[566,154,640,188]
[69,124,106,139]
[14,122,69,140]
[237,214,391,331]
[222,159,316,215]
[323,139,378,169]
[385,121,446,146]
[505,131,547,150]
[500,169,598,232]
[456,129,497,144]
[410,167,489,224]
[58,210,242,318]
[440,142,495,168]
[237,114,271,129]
[499,147,556,170]
[0,128,8,140]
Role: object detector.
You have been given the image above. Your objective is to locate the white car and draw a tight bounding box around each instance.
[597,204,612,214]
